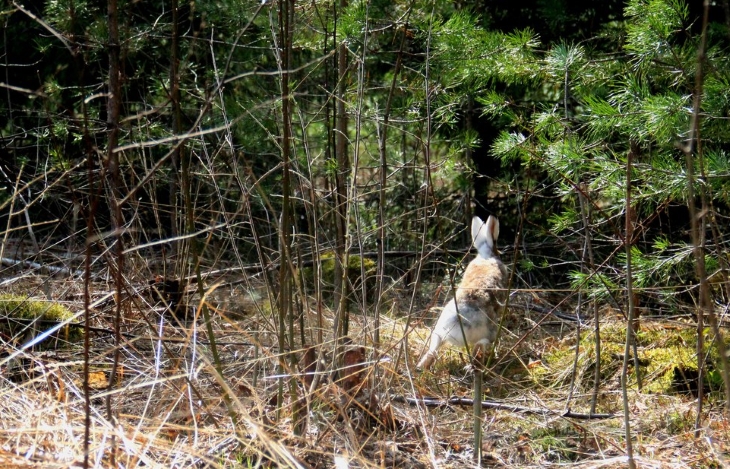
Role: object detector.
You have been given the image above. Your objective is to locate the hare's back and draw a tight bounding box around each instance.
[457,257,507,302]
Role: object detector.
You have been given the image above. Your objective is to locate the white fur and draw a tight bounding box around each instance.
[417,215,507,369]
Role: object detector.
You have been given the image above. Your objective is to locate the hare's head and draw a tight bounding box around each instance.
[471,215,499,260]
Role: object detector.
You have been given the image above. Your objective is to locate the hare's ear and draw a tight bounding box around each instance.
[471,215,499,259]
[487,215,499,242]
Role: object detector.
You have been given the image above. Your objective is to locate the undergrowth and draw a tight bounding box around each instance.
[0,278,727,468]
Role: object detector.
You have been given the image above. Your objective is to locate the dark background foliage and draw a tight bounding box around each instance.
[1,0,729,320]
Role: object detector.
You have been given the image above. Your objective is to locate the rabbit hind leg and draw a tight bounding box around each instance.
[417,333,443,370]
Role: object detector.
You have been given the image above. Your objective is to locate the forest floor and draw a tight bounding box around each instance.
[0,270,728,468]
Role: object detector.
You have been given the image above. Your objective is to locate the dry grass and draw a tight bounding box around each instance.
[0,272,729,468]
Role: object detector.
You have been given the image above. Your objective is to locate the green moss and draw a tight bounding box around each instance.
[300,251,377,302]
[530,321,727,396]
[529,420,582,462]
[0,294,83,348]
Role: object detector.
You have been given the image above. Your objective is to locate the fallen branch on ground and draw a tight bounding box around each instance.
[392,395,616,419]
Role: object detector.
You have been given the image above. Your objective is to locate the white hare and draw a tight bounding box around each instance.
[417,215,507,369]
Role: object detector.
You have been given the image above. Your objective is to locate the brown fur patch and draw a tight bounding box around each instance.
[455,257,507,304]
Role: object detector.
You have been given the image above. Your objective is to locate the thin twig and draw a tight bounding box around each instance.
[621,141,637,469]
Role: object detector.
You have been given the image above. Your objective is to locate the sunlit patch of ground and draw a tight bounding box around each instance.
[0,276,728,468]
